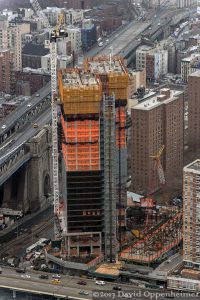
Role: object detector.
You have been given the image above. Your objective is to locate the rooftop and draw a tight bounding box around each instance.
[133,89,181,111]
[182,54,200,63]
[184,159,200,173]
[23,43,49,56]
[87,58,126,74]
[137,45,154,52]
[189,70,200,77]
[61,70,98,87]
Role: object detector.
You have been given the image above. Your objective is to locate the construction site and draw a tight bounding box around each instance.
[27,0,184,273]
[46,56,183,271]
[55,57,131,261]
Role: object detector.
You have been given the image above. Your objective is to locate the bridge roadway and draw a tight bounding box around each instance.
[0,107,51,185]
[0,82,51,144]
[0,266,197,300]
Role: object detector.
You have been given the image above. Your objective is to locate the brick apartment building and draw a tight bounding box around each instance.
[188,70,200,150]
[15,71,50,95]
[0,49,15,94]
[183,160,200,270]
[131,88,184,194]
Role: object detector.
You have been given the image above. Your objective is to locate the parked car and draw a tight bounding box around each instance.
[51,279,61,284]
[39,274,49,279]
[77,280,87,285]
[16,268,26,273]
[96,280,105,285]
[52,274,61,279]
[79,291,89,295]
[113,286,121,290]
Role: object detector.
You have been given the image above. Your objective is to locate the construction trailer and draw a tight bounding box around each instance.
[120,211,182,263]
[58,68,117,260]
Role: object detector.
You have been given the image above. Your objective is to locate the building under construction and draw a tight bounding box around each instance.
[58,68,117,259]
[84,56,129,203]
[120,210,182,264]
[56,56,130,260]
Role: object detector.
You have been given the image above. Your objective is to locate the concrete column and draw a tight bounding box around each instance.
[12,290,16,299]
[2,178,12,207]
[17,166,26,211]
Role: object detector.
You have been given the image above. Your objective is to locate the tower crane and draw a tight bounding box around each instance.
[30,0,51,29]
[30,0,67,239]
[150,145,166,185]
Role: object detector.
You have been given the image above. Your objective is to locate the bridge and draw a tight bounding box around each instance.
[0,4,194,220]
[0,83,51,144]
[0,111,52,212]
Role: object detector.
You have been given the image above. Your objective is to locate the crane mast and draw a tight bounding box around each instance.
[150,145,166,185]
[30,0,50,29]
[30,0,66,239]
[50,39,61,239]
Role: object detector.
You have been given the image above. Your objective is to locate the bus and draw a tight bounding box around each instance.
[26,238,50,254]
[26,243,39,254]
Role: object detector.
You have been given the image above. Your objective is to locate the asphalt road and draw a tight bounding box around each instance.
[0,106,51,165]
[0,83,51,136]
[85,6,192,60]
[0,267,198,300]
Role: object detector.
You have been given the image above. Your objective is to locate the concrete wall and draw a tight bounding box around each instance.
[1,126,52,213]
[27,126,52,211]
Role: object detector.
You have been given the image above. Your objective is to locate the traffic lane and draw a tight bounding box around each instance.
[0,275,92,299]
[1,273,196,300]
[0,83,50,131]
[100,21,151,56]
[0,107,51,162]
[1,269,197,300]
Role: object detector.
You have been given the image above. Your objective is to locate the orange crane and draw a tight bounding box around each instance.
[150,145,166,185]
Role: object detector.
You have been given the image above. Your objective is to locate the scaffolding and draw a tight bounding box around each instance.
[120,211,183,263]
[83,56,129,101]
[58,68,102,115]
[103,94,117,261]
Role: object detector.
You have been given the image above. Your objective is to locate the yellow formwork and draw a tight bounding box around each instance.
[58,69,102,115]
[83,56,129,101]
[63,102,100,115]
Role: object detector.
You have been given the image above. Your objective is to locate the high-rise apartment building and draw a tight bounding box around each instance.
[0,49,15,94]
[183,160,200,269]
[188,70,200,150]
[67,27,82,54]
[136,45,168,82]
[127,69,146,99]
[131,88,184,194]
[0,20,22,71]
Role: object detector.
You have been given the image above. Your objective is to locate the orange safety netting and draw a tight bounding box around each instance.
[61,117,100,171]
[116,106,126,148]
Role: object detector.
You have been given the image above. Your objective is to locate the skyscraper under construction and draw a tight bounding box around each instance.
[84,56,129,207]
[58,56,129,259]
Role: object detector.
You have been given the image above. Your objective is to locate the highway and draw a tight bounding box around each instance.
[98,21,150,56]
[0,82,51,141]
[0,266,198,300]
[0,106,51,165]
[85,6,193,61]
